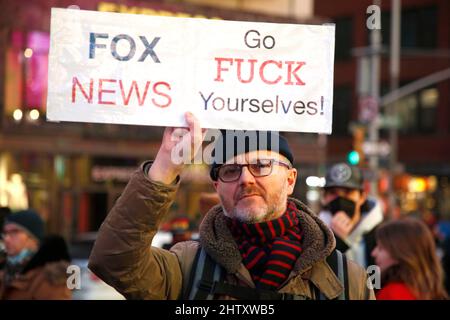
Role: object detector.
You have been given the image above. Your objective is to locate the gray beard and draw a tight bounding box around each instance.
[222,204,270,224]
[222,198,286,224]
[220,182,289,223]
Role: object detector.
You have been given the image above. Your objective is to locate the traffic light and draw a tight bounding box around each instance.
[348,125,366,166]
[347,150,360,165]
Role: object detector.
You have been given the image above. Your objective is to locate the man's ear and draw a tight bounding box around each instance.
[287,168,297,195]
[212,181,219,191]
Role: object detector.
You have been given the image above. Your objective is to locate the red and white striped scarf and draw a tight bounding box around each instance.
[226,201,303,290]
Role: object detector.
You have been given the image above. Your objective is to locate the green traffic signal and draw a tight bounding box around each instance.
[347,150,360,165]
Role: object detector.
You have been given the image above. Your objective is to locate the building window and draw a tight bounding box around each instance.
[402,6,437,48]
[332,85,352,136]
[419,87,438,132]
[334,17,353,61]
[393,86,438,134]
[380,6,437,49]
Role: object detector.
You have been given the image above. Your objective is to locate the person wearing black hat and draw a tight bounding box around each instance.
[0,209,71,299]
[89,112,374,300]
[319,163,384,268]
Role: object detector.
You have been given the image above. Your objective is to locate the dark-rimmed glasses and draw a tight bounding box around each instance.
[1,228,24,239]
[214,159,292,183]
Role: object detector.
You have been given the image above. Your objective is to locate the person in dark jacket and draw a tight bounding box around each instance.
[319,163,384,268]
[0,209,71,299]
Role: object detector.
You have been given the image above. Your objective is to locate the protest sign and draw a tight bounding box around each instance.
[47,8,335,133]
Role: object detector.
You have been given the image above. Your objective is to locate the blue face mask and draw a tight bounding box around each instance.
[7,248,35,266]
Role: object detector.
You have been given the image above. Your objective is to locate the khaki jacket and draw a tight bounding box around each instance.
[89,163,375,300]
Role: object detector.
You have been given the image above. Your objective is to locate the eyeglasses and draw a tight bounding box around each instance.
[214,159,292,183]
[1,228,23,239]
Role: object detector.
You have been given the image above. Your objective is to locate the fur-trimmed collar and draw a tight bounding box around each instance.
[1,260,71,292]
[199,197,336,275]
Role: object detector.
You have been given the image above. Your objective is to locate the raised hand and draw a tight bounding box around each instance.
[148,112,206,184]
[330,211,355,240]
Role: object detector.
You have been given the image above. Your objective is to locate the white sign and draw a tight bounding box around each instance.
[47,8,335,133]
[363,141,391,157]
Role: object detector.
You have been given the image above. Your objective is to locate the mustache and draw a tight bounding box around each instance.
[235,186,263,201]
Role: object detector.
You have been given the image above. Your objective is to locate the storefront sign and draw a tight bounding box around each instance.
[97,2,221,20]
[91,166,135,182]
[47,8,335,133]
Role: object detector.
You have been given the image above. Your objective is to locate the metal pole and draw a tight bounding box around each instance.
[388,0,401,218]
[368,0,382,197]
[381,68,450,106]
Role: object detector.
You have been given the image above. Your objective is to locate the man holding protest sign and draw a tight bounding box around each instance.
[44,8,373,300]
[88,112,374,300]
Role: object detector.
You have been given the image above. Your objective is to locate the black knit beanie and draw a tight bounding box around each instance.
[4,209,45,242]
[210,130,294,181]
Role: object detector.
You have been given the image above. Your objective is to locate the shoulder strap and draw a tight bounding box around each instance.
[187,247,350,300]
[185,247,310,300]
[186,247,223,300]
[324,249,349,300]
[184,247,202,299]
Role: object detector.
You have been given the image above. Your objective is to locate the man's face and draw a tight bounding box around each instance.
[213,150,297,223]
[2,224,37,257]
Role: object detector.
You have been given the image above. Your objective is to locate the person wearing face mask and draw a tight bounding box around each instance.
[0,210,71,299]
[89,113,375,300]
[319,163,384,268]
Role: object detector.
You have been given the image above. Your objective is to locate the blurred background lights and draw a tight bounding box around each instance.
[306,190,320,202]
[13,109,23,121]
[306,176,326,188]
[29,109,40,121]
[408,177,427,193]
[24,48,33,58]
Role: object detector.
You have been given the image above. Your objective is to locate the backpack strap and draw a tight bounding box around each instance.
[324,249,349,300]
[185,247,310,300]
[186,247,349,300]
[184,247,202,299]
[186,247,223,300]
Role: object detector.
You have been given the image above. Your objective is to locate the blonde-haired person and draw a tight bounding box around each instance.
[371,217,448,300]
